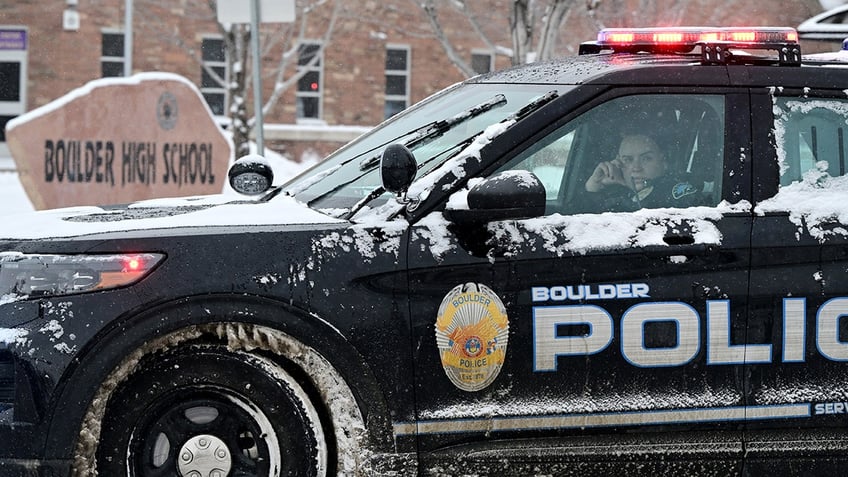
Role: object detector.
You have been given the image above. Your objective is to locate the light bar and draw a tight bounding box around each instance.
[596,27,799,49]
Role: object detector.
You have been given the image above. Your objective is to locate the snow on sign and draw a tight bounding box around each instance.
[216,0,295,23]
[5,73,232,210]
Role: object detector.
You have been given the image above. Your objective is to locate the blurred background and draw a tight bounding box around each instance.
[0,0,846,215]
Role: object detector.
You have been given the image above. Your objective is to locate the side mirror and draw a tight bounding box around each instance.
[380,144,417,195]
[228,154,274,196]
[445,170,546,223]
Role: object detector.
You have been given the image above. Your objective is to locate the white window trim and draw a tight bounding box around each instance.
[0,25,27,117]
[100,29,125,76]
[296,40,324,121]
[200,35,228,117]
[385,44,410,118]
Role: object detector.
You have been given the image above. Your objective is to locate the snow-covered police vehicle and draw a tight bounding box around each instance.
[2,26,848,476]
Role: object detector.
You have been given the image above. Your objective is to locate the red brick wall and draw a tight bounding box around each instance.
[0,0,834,162]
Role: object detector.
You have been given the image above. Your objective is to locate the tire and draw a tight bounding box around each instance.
[95,344,327,477]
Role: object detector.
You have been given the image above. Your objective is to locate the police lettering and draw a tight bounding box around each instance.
[532,283,650,302]
[459,357,488,368]
[533,297,848,370]
[452,293,491,308]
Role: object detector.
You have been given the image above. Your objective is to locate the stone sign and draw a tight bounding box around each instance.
[6,72,233,210]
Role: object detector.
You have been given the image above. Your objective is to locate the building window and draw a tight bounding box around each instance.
[201,37,227,116]
[101,31,124,77]
[296,42,323,120]
[385,45,410,119]
[0,27,27,143]
[471,51,494,75]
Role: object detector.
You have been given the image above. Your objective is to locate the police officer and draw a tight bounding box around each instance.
[580,132,701,212]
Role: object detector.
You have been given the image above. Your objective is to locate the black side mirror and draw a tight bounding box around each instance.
[445,170,546,223]
[380,144,417,195]
[228,154,274,196]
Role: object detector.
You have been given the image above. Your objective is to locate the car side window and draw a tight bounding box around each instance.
[495,94,725,215]
[773,97,848,186]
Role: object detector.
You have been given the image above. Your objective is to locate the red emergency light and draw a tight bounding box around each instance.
[596,27,798,49]
[584,26,801,65]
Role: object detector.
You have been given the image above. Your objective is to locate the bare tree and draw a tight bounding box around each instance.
[414,0,817,77]
[213,0,342,158]
[415,0,584,72]
[139,0,342,158]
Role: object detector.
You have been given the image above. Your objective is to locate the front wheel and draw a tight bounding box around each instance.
[95,345,327,477]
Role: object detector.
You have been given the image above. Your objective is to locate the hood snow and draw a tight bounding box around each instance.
[0,193,343,240]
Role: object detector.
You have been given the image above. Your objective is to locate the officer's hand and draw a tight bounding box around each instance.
[585,159,627,192]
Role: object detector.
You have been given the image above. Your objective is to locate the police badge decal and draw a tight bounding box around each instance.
[435,283,509,392]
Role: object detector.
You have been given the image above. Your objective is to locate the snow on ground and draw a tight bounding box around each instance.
[0,149,315,218]
[0,162,34,216]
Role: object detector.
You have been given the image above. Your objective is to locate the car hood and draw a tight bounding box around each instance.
[0,193,344,241]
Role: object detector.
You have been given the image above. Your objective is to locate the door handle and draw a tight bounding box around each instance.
[663,234,695,246]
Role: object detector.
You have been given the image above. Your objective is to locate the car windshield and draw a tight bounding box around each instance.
[282,83,564,215]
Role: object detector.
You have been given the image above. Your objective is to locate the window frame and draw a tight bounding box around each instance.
[200,35,228,117]
[296,41,324,121]
[0,26,27,143]
[771,93,848,187]
[488,92,728,215]
[384,44,410,120]
[100,30,125,78]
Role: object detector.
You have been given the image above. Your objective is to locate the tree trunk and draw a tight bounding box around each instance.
[511,0,534,65]
[537,0,573,61]
[227,26,252,159]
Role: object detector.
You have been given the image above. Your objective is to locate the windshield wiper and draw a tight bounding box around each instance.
[281,94,510,200]
[357,94,507,171]
[511,90,558,121]
[343,91,560,220]
[304,95,509,210]
[412,90,560,173]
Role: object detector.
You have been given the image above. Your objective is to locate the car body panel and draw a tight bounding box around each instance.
[3,35,848,475]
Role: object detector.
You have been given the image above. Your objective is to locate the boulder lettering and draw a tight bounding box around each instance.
[44,139,216,187]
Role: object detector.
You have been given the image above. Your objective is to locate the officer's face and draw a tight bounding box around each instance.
[617,135,667,191]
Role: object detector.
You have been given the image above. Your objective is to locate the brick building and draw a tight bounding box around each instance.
[0,0,832,163]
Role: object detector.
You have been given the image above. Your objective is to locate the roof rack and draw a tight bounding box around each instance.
[579,27,801,66]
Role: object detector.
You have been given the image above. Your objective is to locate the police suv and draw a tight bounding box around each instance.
[1,27,847,476]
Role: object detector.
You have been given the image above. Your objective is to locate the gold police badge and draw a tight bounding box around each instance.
[435,283,509,392]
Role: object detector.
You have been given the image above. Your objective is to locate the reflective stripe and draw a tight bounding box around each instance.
[393,404,810,436]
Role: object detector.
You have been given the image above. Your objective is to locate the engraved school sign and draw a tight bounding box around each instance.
[5,72,232,210]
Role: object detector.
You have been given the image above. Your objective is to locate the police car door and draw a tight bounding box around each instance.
[746,85,848,473]
[404,91,752,472]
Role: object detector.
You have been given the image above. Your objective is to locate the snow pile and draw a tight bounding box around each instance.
[0,328,28,346]
[513,204,734,256]
[0,171,34,216]
[407,120,515,201]
[0,193,342,240]
[423,385,740,420]
[755,162,848,241]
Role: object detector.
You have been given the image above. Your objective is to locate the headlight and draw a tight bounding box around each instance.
[0,252,164,299]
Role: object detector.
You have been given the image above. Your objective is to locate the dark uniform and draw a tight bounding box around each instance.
[576,175,703,213]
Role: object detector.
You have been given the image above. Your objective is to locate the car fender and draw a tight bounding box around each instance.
[42,293,394,467]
